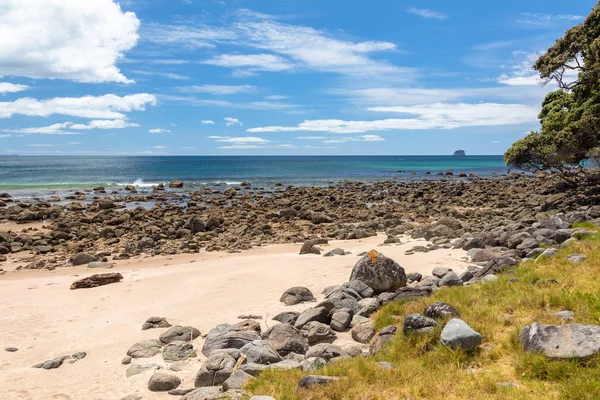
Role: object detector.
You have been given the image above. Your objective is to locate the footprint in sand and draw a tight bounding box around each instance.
[5,389,33,400]
[51,395,72,400]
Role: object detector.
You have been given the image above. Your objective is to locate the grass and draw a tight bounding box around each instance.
[246,226,600,400]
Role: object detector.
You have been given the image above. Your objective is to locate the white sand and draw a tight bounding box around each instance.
[0,235,468,400]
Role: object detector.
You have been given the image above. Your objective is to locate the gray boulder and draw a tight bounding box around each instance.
[440,319,482,350]
[324,248,347,257]
[159,325,201,344]
[294,306,329,330]
[240,340,282,364]
[349,250,406,294]
[148,372,181,392]
[301,321,337,345]
[72,253,97,266]
[369,325,398,355]
[194,353,236,387]
[432,267,451,278]
[520,322,600,359]
[462,238,485,251]
[142,316,172,330]
[330,311,351,332]
[341,280,374,298]
[267,323,309,356]
[163,341,197,362]
[298,375,340,390]
[566,254,587,264]
[305,343,348,361]
[356,297,381,317]
[403,314,438,334]
[201,324,262,356]
[272,311,300,325]
[351,321,375,344]
[280,286,315,306]
[127,339,162,359]
[300,240,321,255]
[438,271,462,287]
[223,370,254,391]
[543,213,570,230]
[424,302,460,320]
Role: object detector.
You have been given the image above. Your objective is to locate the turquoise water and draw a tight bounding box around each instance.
[0,155,509,197]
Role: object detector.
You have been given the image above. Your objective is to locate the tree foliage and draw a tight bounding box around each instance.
[505,2,600,178]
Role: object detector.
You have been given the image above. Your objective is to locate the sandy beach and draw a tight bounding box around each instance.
[0,234,467,400]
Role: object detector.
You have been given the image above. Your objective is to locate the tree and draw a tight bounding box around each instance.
[504,2,600,179]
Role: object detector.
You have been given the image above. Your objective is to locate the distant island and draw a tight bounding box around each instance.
[453,150,466,156]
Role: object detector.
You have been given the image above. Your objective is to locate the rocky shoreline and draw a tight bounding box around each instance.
[1,172,599,274]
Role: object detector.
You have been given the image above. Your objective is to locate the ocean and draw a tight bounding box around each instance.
[0,155,509,198]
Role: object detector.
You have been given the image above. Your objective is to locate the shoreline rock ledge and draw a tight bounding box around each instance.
[520,322,600,359]
[349,250,407,294]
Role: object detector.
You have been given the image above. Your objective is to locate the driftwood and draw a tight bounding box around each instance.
[70,273,123,290]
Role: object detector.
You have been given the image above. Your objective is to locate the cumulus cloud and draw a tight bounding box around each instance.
[225,117,242,126]
[208,136,270,143]
[0,82,29,94]
[0,0,140,83]
[248,103,538,133]
[71,120,140,130]
[3,119,139,135]
[203,54,294,73]
[323,135,385,143]
[149,128,172,134]
[0,93,157,119]
[202,120,215,125]
[406,8,448,20]
[179,85,257,95]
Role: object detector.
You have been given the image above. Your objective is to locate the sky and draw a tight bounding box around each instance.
[0,0,595,156]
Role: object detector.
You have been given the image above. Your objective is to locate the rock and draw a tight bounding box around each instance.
[369,325,398,355]
[126,363,157,377]
[297,375,340,390]
[169,180,184,188]
[555,310,574,322]
[438,271,462,287]
[349,250,407,294]
[163,341,197,362]
[520,322,600,359]
[240,340,282,364]
[70,273,123,289]
[223,370,254,391]
[481,274,498,284]
[566,254,587,264]
[376,361,395,369]
[294,306,329,330]
[330,311,351,332]
[148,372,181,392]
[267,323,309,356]
[127,339,162,358]
[201,324,262,356]
[351,321,375,344]
[431,267,451,279]
[476,256,518,278]
[233,319,261,333]
[240,363,268,376]
[462,238,485,250]
[280,286,315,306]
[423,302,460,319]
[341,280,374,298]
[323,248,347,257]
[403,314,438,334]
[124,185,137,192]
[406,272,422,283]
[543,213,570,230]
[159,325,201,344]
[250,397,276,400]
[305,343,348,361]
[34,356,68,370]
[169,388,195,396]
[72,253,97,266]
[121,355,132,365]
[180,387,222,400]
[301,321,337,345]
[467,249,496,263]
[272,311,300,325]
[142,316,172,330]
[194,353,236,387]
[356,297,381,317]
[536,248,558,262]
[440,319,482,350]
[299,357,327,371]
[299,240,321,255]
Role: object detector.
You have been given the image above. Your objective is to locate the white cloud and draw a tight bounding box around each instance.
[217,143,296,149]
[265,95,287,100]
[0,82,29,94]
[179,85,257,95]
[71,120,139,130]
[208,136,270,143]
[143,23,236,48]
[28,144,55,147]
[0,93,157,119]
[162,95,298,110]
[153,145,167,148]
[225,117,242,126]
[203,54,294,73]
[0,134,12,138]
[515,13,583,28]
[491,140,500,144]
[202,120,215,125]
[406,8,448,20]
[149,128,171,134]
[0,0,140,83]
[248,103,538,133]
[323,135,385,143]
[297,136,328,140]
[132,70,190,80]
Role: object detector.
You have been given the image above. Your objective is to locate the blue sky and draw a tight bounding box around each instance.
[0,0,594,155]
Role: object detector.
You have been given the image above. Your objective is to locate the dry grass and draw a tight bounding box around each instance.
[247,224,600,400]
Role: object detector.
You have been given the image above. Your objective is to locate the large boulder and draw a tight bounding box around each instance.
[194,353,236,387]
[351,321,375,344]
[297,375,340,390]
[272,311,299,325]
[280,286,315,306]
[301,321,337,345]
[520,322,600,359]
[127,339,162,359]
[440,319,482,350]
[369,325,398,355]
[304,344,348,361]
[148,372,181,392]
[349,250,406,294]
[267,324,309,356]
[70,273,123,289]
[294,306,329,330]
[72,253,97,266]
[423,302,460,320]
[159,325,201,344]
[163,341,197,362]
[201,324,262,356]
[403,314,438,335]
[240,340,282,364]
